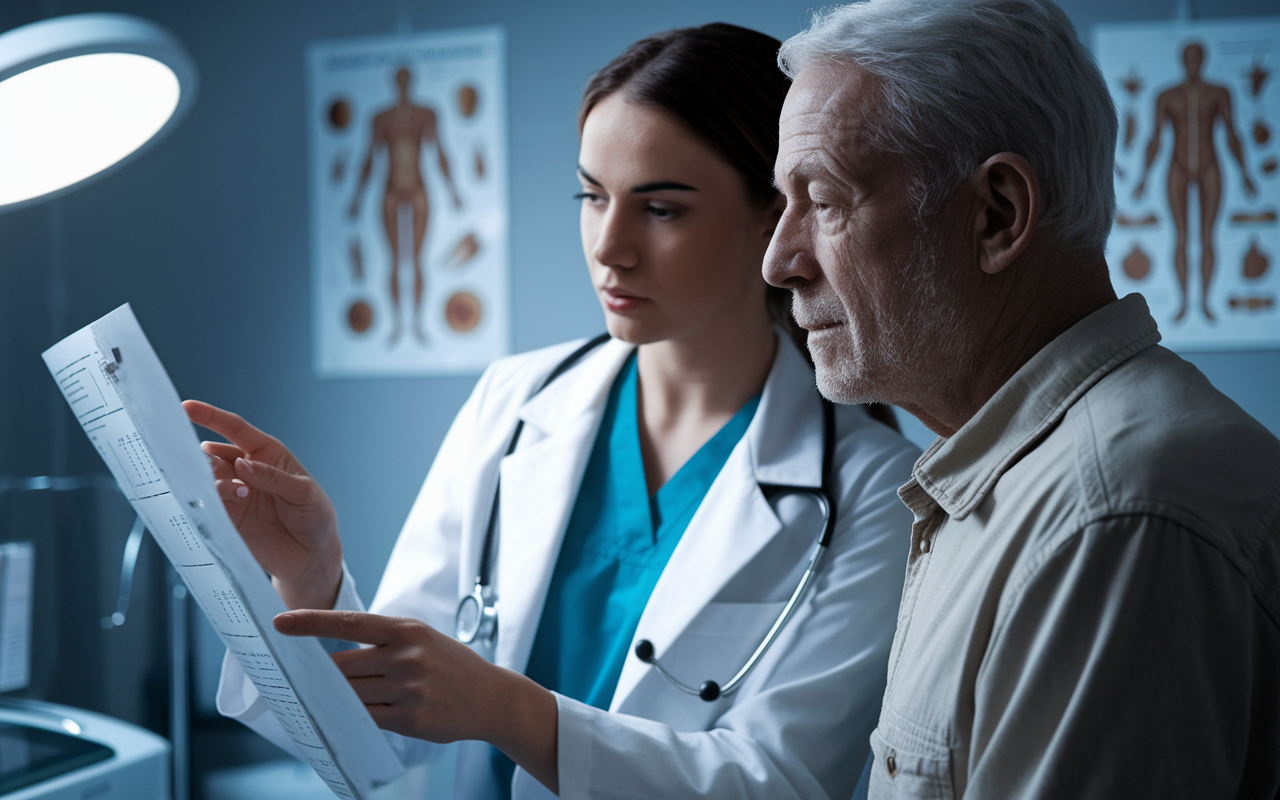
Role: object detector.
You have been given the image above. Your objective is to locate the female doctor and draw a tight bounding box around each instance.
[187,22,918,800]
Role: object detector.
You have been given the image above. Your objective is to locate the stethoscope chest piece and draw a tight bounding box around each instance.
[454,334,612,650]
[455,581,497,645]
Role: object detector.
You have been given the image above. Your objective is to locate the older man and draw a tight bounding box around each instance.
[766,0,1280,797]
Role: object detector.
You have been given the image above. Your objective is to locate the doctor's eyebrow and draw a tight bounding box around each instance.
[577,165,697,194]
[630,180,697,193]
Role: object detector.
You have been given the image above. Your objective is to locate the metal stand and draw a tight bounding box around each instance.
[0,476,191,800]
[169,566,189,800]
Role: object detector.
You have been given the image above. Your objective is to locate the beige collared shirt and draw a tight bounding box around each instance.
[868,294,1280,799]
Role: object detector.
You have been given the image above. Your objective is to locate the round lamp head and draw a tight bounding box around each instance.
[0,14,197,212]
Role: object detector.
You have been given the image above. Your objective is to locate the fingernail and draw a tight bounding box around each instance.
[235,485,250,498]
[275,614,296,632]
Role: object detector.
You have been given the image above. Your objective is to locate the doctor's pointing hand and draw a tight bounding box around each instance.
[183,398,563,790]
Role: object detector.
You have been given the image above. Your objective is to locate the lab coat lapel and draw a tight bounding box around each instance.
[610,338,824,709]
[494,339,635,672]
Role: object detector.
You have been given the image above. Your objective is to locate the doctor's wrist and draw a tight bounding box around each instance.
[272,555,344,611]
[483,670,559,794]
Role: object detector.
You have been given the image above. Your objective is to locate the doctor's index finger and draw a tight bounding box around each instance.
[201,441,245,464]
[274,609,400,645]
[183,400,281,455]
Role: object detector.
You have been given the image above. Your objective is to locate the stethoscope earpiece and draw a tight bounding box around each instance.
[633,637,728,701]
[637,640,721,696]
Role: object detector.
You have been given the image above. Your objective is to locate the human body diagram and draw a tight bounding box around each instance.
[1134,43,1257,323]
[349,67,463,345]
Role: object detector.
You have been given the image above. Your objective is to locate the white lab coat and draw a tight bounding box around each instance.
[219,334,918,800]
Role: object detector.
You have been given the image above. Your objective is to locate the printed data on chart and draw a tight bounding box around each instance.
[50,351,151,500]
[184,564,259,638]
[183,564,327,750]
[53,351,113,424]
[42,308,402,800]
[45,337,332,766]
[131,493,215,570]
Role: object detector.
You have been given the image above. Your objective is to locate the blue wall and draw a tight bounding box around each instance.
[2,0,1277,714]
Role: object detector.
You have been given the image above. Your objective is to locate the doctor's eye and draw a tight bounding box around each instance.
[645,203,683,221]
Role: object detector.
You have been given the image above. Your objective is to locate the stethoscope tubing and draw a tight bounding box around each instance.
[456,335,840,704]
[717,503,830,696]
[457,333,611,646]
[636,497,829,702]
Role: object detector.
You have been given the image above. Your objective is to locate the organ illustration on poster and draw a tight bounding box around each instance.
[1095,18,1279,350]
[307,27,508,376]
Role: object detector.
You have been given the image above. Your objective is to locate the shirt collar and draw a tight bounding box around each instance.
[912,293,1162,520]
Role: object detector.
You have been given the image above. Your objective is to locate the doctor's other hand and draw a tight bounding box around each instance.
[183,400,344,611]
[274,610,559,794]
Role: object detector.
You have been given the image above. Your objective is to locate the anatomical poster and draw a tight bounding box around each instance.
[307,27,508,376]
[1095,19,1280,351]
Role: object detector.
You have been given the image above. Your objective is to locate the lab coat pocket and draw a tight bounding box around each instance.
[665,600,787,684]
[867,727,956,800]
[625,601,788,730]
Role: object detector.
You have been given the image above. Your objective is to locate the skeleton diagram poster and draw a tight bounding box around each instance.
[1095,19,1280,351]
[307,27,508,376]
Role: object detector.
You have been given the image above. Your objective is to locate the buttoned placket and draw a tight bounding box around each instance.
[884,477,946,698]
[900,479,943,567]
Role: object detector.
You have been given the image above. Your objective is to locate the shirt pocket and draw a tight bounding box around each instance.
[867,726,956,799]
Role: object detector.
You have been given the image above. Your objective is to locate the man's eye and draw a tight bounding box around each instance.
[647,204,681,220]
[574,191,604,205]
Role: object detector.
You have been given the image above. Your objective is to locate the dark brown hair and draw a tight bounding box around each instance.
[579,24,803,350]
[580,23,899,431]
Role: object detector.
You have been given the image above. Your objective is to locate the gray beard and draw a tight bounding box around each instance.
[802,227,975,408]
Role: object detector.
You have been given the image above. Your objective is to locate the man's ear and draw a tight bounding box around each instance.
[970,153,1040,275]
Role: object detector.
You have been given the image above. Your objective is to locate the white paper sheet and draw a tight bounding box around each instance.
[42,304,404,799]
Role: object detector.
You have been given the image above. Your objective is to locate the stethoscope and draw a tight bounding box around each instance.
[455,333,838,702]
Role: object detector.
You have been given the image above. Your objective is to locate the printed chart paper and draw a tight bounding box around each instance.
[1095,18,1280,350]
[42,305,404,799]
[308,26,509,376]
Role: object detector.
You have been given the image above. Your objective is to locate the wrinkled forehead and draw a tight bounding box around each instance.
[777,64,889,173]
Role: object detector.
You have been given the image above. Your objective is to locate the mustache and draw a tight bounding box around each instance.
[788,287,847,329]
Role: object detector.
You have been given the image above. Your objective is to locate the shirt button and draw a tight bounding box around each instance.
[886,755,897,778]
[919,539,930,554]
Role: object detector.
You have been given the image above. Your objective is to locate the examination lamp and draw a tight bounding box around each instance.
[0,13,197,212]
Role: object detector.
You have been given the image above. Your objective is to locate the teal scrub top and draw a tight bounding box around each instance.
[488,353,759,794]
[524,352,760,708]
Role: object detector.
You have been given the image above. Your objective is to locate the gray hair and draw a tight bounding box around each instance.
[778,0,1117,253]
